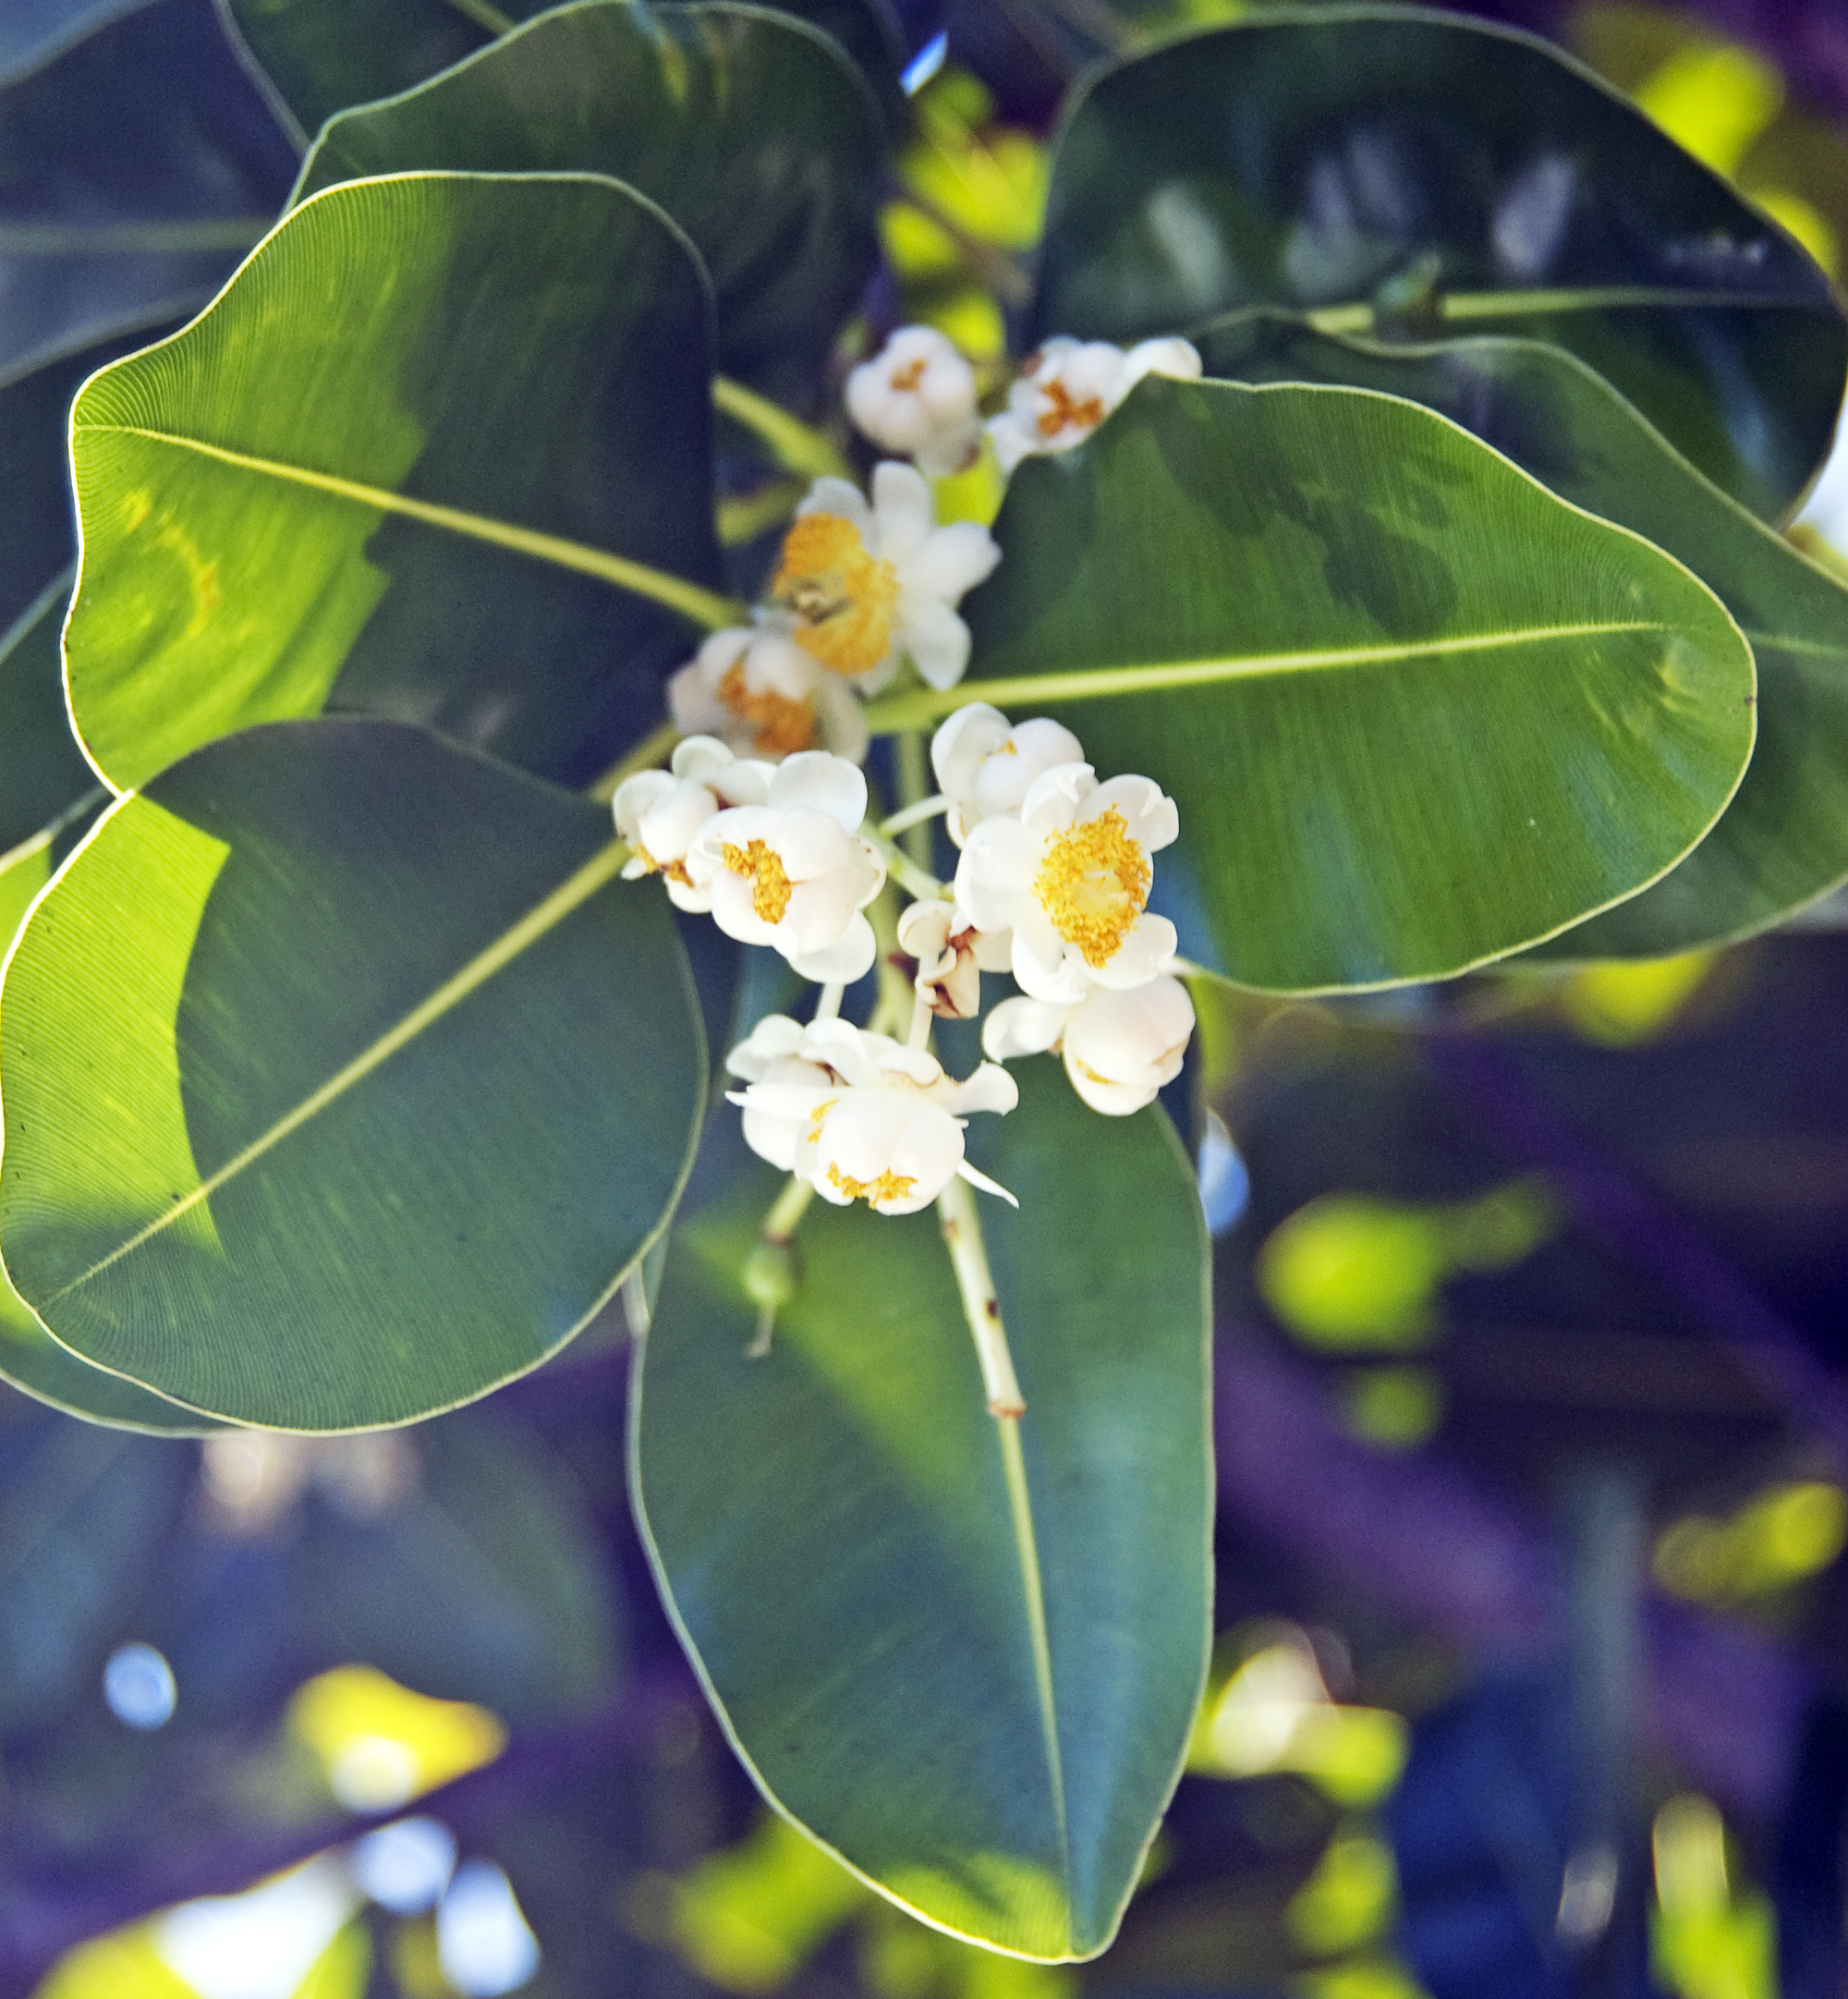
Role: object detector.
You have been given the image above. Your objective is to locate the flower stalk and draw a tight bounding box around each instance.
[937,1173,1025,1420]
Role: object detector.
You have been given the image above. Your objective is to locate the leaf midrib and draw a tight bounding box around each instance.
[77,423,741,631]
[46,832,630,1301]
[861,618,1661,731]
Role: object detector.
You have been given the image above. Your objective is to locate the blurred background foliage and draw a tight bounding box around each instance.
[6,0,1848,1995]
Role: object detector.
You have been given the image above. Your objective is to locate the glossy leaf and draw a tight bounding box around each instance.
[871,376,1756,993]
[67,171,726,794]
[1034,7,1847,523]
[222,0,902,143]
[633,1061,1211,1959]
[296,2,884,402]
[0,1266,219,1432]
[0,719,706,1430]
[1198,320,1848,956]
[0,573,96,859]
[0,0,296,382]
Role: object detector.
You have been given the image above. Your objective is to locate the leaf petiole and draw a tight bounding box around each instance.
[712,377,853,483]
[937,1173,1024,1418]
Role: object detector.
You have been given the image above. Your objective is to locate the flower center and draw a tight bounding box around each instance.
[718,661,815,757]
[1036,379,1105,440]
[890,357,929,391]
[721,838,794,924]
[826,1162,918,1209]
[1033,806,1150,967]
[772,514,901,678]
[629,843,692,887]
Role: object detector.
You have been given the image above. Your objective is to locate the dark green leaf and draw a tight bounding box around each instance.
[66,172,727,794]
[1034,7,1846,521]
[0,719,707,1430]
[0,1265,219,1432]
[0,573,99,857]
[295,2,884,402]
[1198,321,1848,955]
[871,376,1756,993]
[0,0,296,380]
[633,1061,1211,1958]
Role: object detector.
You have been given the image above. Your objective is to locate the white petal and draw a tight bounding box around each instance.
[1083,772,1179,852]
[956,1159,1019,1206]
[740,1103,806,1169]
[945,1061,1019,1116]
[813,677,869,766]
[741,629,821,699]
[897,898,956,958]
[1018,762,1095,835]
[1063,1056,1157,1116]
[898,595,972,691]
[970,924,1015,971]
[664,877,713,913]
[986,411,1037,474]
[912,420,982,480]
[709,870,779,947]
[869,460,935,565]
[982,995,1070,1061]
[1118,336,1203,398]
[1088,912,1179,989]
[712,759,774,806]
[768,751,868,831]
[612,769,675,843]
[900,521,1001,603]
[786,912,876,983]
[955,816,1038,930]
[724,1018,810,1079]
[931,701,1011,793]
[796,477,872,535]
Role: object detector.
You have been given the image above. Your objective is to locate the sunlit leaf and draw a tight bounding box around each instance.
[1199,323,1848,953]
[634,1061,1210,1959]
[872,376,1756,993]
[295,2,884,402]
[1035,9,1846,521]
[0,0,295,381]
[0,719,706,1430]
[66,172,727,793]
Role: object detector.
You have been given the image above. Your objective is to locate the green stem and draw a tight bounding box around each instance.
[865,823,944,902]
[586,719,679,804]
[717,479,804,547]
[937,1173,1024,1418]
[895,731,935,872]
[440,0,516,32]
[711,377,853,482]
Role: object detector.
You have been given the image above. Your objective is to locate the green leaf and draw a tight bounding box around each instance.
[0,718,707,1430]
[66,171,729,796]
[1,573,99,855]
[295,2,884,403]
[0,0,295,380]
[1034,8,1847,522]
[1198,321,1848,956]
[219,0,557,143]
[869,376,1756,993]
[632,1060,1211,1959]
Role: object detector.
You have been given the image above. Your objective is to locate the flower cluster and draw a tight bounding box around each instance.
[624,320,1205,1224]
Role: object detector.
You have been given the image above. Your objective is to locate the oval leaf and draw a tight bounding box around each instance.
[0,1264,219,1431]
[1034,9,1846,522]
[0,719,707,1429]
[1199,319,1848,956]
[67,171,727,794]
[295,2,884,403]
[872,376,1756,993]
[0,0,296,380]
[633,1061,1211,1959]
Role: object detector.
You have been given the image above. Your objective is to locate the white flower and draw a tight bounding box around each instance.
[930,702,1087,847]
[767,462,1000,692]
[668,627,869,765]
[896,896,1013,1020]
[614,736,772,912]
[983,977,1195,1115]
[988,335,1203,473]
[845,326,981,479]
[686,751,885,981]
[955,761,1180,1004]
[726,1015,1018,1213]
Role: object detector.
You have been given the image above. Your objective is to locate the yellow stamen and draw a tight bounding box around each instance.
[721,839,794,924]
[718,661,816,756]
[890,357,929,391]
[827,1162,918,1208]
[1036,379,1105,439]
[1033,805,1150,968]
[808,1098,837,1135]
[772,513,900,678]
[630,843,692,887]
